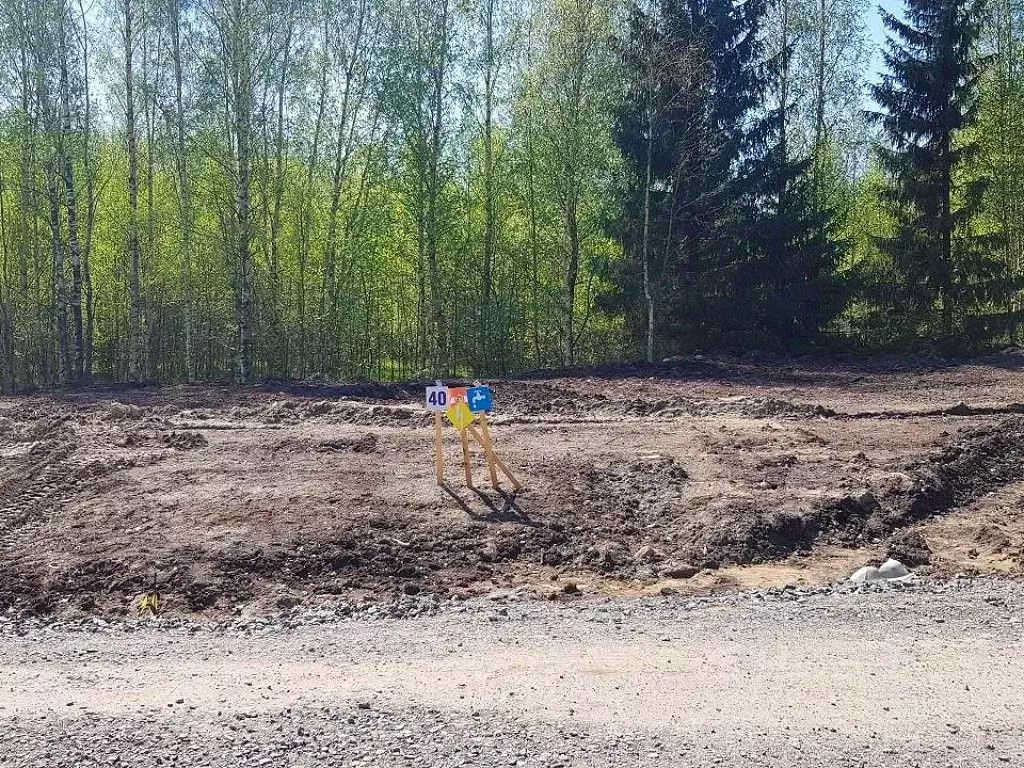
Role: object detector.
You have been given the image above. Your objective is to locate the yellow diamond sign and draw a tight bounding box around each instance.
[446,400,475,431]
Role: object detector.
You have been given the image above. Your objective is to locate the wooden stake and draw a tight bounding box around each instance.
[469,418,522,490]
[460,427,475,488]
[433,412,444,485]
[476,416,500,487]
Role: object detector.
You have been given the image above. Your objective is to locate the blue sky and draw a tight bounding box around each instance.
[866,0,903,77]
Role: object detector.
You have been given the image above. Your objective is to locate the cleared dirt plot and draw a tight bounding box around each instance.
[2,354,1024,617]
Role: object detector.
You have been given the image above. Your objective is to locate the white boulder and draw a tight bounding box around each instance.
[849,565,881,583]
[877,558,910,579]
[849,558,911,583]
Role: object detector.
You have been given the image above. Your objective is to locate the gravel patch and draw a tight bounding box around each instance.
[3,578,1023,767]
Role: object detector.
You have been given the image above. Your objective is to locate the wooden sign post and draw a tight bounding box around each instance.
[477,412,500,487]
[471,414,521,490]
[424,382,520,491]
[433,412,444,484]
[425,382,450,485]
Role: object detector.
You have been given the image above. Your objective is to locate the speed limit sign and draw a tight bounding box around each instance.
[425,384,450,412]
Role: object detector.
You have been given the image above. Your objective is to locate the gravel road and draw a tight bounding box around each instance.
[3,578,1023,767]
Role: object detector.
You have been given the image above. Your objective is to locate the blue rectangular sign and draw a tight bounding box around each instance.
[466,386,493,413]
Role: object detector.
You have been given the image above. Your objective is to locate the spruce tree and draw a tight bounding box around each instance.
[737,19,847,348]
[613,0,846,352]
[870,0,1011,344]
[612,0,768,352]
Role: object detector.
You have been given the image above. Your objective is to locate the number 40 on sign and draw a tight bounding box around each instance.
[425,385,449,411]
[424,381,520,491]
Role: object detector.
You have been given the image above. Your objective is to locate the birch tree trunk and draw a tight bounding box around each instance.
[124,0,143,382]
[642,116,654,363]
[268,14,294,376]
[0,165,12,393]
[55,2,86,383]
[425,0,451,372]
[46,160,71,383]
[169,0,196,380]
[479,0,497,370]
[78,0,97,380]
[226,0,255,382]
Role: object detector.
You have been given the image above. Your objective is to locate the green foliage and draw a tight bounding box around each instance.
[866,0,1019,348]
[0,0,630,390]
[1,0,1023,393]
[611,0,847,354]
[973,0,1024,324]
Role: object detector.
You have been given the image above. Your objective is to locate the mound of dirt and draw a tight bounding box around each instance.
[887,529,932,566]
[579,456,688,521]
[678,417,1024,568]
[314,434,379,453]
[688,395,837,419]
[4,356,1024,617]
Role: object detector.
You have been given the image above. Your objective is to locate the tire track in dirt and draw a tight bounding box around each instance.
[841,402,1024,420]
[177,394,1024,428]
[0,419,82,525]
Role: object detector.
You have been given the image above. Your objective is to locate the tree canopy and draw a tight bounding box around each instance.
[0,0,1021,391]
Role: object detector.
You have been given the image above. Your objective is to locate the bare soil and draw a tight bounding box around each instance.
[3,353,1024,617]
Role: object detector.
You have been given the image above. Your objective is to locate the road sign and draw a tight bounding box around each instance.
[446,400,475,431]
[426,380,520,491]
[466,386,493,413]
[425,384,450,412]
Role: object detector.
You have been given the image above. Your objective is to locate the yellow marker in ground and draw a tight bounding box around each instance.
[138,591,160,617]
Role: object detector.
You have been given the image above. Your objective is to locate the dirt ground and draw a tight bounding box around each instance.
[2,353,1024,617]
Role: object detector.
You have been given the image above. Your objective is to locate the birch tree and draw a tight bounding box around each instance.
[978,0,1024,310]
[119,0,144,381]
[533,0,617,366]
